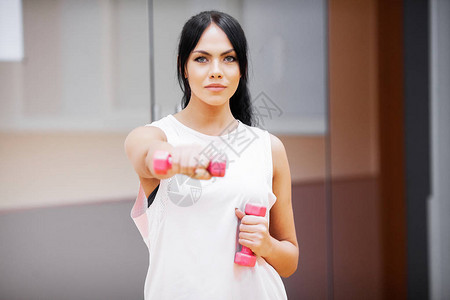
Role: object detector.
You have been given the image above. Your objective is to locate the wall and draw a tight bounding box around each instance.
[0,0,382,210]
[328,0,379,180]
[0,0,149,210]
[0,0,150,132]
[0,132,137,211]
[0,132,329,210]
[328,0,383,298]
[429,0,450,298]
[0,2,387,300]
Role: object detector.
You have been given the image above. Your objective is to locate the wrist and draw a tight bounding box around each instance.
[262,236,277,259]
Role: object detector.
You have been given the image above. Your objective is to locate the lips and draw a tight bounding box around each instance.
[205,83,226,92]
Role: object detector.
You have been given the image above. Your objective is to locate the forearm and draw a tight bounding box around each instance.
[125,126,175,180]
[263,236,298,278]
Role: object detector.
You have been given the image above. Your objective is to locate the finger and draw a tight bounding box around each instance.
[169,161,180,175]
[190,156,206,177]
[239,224,255,233]
[182,154,199,176]
[239,231,261,241]
[186,147,207,176]
[241,215,268,226]
[238,238,257,252]
[187,166,197,176]
[193,168,212,180]
[179,151,191,175]
[235,208,245,220]
[239,223,267,234]
[170,150,181,174]
[193,155,209,170]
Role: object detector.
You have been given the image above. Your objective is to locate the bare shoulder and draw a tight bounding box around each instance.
[269,133,286,154]
[269,133,288,174]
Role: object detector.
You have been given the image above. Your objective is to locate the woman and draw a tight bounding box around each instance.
[125,10,298,300]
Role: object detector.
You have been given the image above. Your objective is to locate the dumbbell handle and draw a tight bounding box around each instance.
[234,203,267,267]
[152,150,226,177]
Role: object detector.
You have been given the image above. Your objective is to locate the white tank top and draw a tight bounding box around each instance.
[131,115,287,300]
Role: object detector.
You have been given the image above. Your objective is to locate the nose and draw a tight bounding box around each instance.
[210,60,223,79]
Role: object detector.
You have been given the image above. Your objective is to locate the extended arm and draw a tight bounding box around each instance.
[124,125,214,184]
[124,126,175,180]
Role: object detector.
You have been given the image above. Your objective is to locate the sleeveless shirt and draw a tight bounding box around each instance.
[131,115,287,300]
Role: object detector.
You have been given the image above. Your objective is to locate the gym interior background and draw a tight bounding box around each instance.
[0,0,448,299]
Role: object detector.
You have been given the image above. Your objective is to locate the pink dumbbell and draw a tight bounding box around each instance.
[234,203,267,267]
[152,150,226,177]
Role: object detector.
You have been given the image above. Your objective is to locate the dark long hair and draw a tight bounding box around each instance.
[177,10,253,126]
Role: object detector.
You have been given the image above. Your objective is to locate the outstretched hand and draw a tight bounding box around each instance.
[165,144,213,180]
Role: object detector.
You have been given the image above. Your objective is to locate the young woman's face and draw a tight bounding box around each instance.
[185,23,241,107]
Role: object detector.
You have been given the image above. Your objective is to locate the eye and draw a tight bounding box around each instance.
[194,56,208,63]
[224,56,237,62]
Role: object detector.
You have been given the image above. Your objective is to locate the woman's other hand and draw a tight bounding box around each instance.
[235,208,274,259]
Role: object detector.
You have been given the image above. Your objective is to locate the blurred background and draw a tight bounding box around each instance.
[0,0,448,299]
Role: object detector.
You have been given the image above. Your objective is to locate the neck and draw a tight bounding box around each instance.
[176,97,237,136]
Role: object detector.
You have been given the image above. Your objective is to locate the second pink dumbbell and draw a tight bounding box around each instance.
[152,150,226,177]
[234,203,267,267]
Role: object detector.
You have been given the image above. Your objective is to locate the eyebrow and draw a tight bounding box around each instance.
[192,49,235,56]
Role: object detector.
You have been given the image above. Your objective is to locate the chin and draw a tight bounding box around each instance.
[199,95,230,106]
[205,99,229,107]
